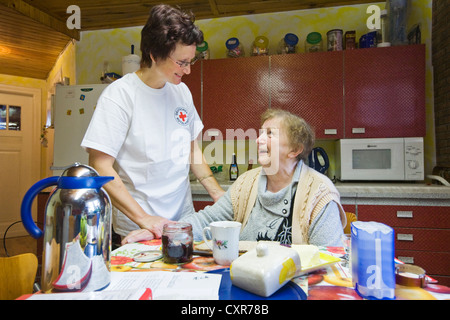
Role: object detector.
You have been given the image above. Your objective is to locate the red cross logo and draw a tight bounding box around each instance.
[178,111,187,122]
[174,107,189,125]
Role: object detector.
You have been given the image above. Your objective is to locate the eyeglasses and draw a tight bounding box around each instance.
[168,56,196,68]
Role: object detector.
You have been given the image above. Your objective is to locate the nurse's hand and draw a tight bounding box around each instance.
[137,215,172,238]
[121,229,154,245]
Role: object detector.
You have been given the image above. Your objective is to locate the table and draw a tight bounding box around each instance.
[111,240,450,300]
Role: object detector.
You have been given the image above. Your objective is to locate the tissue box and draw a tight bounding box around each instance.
[230,242,300,297]
[351,221,396,300]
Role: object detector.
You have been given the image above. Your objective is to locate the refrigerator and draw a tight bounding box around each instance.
[52,84,108,175]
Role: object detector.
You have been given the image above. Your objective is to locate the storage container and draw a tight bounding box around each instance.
[226,37,245,58]
[278,33,299,54]
[251,36,269,56]
[327,29,343,51]
[305,32,323,52]
[195,41,210,61]
[345,31,357,50]
[387,0,409,46]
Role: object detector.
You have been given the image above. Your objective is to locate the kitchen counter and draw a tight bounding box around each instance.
[335,182,450,206]
[191,180,450,206]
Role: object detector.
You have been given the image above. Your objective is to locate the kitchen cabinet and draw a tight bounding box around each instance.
[183,44,425,141]
[202,56,270,139]
[356,204,450,286]
[343,44,426,138]
[271,51,344,139]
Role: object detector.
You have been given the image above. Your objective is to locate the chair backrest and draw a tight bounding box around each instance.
[0,253,38,300]
[344,212,357,234]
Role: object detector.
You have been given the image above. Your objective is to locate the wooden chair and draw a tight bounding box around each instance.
[344,212,357,234]
[0,253,38,300]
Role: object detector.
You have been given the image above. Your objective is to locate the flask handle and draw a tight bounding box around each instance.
[21,176,59,239]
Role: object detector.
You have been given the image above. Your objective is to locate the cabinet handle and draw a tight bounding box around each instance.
[324,129,337,135]
[397,234,414,241]
[352,128,366,134]
[398,256,414,264]
[397,211,413,218]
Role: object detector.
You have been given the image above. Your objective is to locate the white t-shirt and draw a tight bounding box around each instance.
[81,72,203,236]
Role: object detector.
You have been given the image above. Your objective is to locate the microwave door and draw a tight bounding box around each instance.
[340,139,405,180]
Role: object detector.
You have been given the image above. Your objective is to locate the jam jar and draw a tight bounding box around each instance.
[162,222,193,264]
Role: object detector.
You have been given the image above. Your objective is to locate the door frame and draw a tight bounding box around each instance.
[0,83,41,237]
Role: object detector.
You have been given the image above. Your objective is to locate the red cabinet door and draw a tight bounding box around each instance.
[344,44,426,138]
[271,51,344,139]
[202,56,270,139]
[182,62,202,117]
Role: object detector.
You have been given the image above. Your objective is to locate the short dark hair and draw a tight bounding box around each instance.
[140,4,204,68]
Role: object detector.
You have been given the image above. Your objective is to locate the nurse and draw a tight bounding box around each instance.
[81,4,224,239]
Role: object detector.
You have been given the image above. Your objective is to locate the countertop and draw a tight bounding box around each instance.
[191,179,450,206]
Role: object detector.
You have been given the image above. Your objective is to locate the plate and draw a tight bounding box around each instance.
[207,268,307,300]
[133,250,163,262]
[296,252,341,276]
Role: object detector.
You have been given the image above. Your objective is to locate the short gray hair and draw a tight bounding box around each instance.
[260,109,315,161]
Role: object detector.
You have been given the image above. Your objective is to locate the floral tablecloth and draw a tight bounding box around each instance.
[111,240,450,300]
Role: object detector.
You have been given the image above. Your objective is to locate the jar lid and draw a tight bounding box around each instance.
[226,37,240,50]
[284,33,299,46]
[327,29,343,35]
[163,222,192,232]
[254,36,268,48]
[306,32,322,45]
[197,41,209,52]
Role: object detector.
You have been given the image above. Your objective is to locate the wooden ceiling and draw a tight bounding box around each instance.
[0,0,378,80]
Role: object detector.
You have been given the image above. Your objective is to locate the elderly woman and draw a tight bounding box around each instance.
[122,109,346,246]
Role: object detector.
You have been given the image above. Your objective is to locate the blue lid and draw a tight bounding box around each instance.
[58,176,114,189]
[284,33,299,46]
[226,37,240,50]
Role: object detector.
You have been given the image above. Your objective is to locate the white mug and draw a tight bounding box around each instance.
[202,221,241,266]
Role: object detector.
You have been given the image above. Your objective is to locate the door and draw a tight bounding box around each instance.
[0,85,40,237]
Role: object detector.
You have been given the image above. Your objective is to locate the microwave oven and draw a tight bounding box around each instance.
[335,138,424,181]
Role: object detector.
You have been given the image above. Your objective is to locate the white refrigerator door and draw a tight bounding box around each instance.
[52,84,108,175]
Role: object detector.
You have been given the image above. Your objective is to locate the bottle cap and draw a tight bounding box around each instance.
[254,36,269,48]
[197,41,209,52]
[306,32,322,45]
[284,33,299,46]
[226,38,240,50]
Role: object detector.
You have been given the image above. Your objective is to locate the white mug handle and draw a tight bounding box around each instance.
[202,226,213,250]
